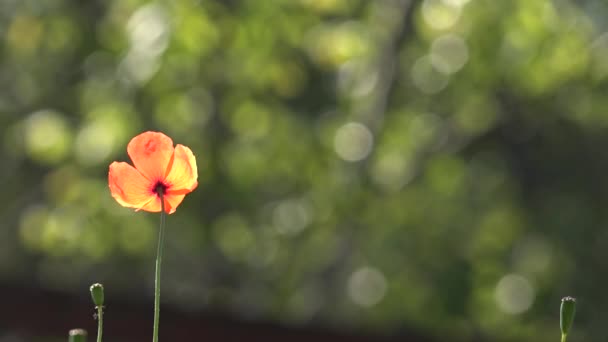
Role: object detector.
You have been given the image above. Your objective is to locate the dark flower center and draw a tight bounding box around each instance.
[153,181,167,196]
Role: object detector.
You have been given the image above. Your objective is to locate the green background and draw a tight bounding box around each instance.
[1,0,606,340]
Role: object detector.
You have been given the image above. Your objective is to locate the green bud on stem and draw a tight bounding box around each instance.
[68,329,87,342]
[89,283,104,307]
[560,296,576,342]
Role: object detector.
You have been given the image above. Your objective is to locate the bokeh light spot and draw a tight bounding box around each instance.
[306,21,370,68]
[422,0,462,30]
[334,122,374,162]
[442,0,471,7]
[411,56,449,94]
[127,3,169,56]
[120,3,169,85]
[272,198,312,236]
[348,267,388,307]
[371,153,412,191]
[430,34,469,74]
[7,15,43,55]
[118,49,161,85]
[24,110,72,165]
[495,274,535,314]
[75,120,117,166]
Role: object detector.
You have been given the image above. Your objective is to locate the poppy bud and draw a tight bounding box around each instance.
[68,328,87,342]
[90,283,104,307]
[560,296,576,340]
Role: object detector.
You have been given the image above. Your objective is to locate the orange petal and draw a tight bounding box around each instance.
[165,193,186,214]
[127,131,175,181]
[138,193,184,214]
[138,196,161,213]
[165,144,198,194]
[109,162,156,209]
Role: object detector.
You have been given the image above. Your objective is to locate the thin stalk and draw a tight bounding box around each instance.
[96,306,103,342]
[152,190,166,342]
[561,335,567,342]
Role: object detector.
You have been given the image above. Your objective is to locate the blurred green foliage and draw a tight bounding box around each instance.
[1,0,608,341]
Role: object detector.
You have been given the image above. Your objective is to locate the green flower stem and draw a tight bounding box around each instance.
[153,189,167,342]
[96,306,104,342]
[89,283,104,342]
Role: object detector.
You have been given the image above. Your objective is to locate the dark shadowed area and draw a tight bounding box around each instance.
[0,0,607,341]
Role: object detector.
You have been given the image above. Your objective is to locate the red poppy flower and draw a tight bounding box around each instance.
[108,131,198,214]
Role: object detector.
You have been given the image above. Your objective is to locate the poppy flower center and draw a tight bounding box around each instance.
[153,181,168,196]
